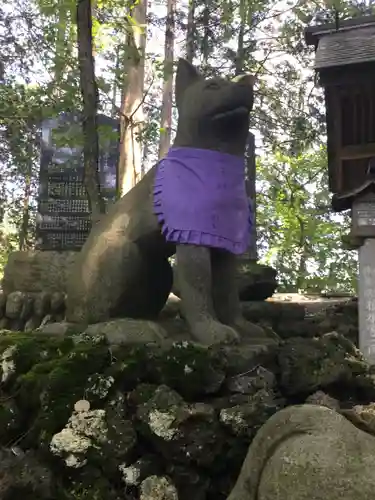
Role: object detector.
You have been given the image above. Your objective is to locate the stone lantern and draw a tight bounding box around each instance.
[305,15,375,362]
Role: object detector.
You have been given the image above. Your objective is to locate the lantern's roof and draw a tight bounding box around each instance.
[305,15,375,68]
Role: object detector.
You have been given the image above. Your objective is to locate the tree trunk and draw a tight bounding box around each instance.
[235,0,245,77]
[118,0,147,196]
[244,133,257,260]
[202,0,210,68]
[112,45,121,117]
[186,0,195,63]
[158,0,176,159]
[76,0,105,222]
[235,1,257,261]
[19,169,31,251]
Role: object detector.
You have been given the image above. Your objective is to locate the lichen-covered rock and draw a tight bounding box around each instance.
[225,366,276,395]
[219,388,284,438]
[0,308,372,500]
[153,341,226,399]
[119,455,161,487]
[341,402,375,435]
[140,475,179,500]
[1,344,17,384]
[0,447,53,498]
[50,399,136,470]
[277,332,367,395]
[136,385,225,466]
[50,404,107,468]
[166,462,210,500]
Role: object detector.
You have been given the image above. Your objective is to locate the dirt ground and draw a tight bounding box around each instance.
[268,292,356,313]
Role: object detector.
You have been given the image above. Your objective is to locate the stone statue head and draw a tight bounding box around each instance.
[173,58,255,156]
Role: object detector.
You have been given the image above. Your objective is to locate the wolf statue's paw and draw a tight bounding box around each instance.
[191,319,240,346]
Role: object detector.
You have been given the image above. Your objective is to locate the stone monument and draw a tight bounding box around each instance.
[65,58,269,346]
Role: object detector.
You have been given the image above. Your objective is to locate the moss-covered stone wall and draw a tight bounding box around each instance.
[0,304,372,500]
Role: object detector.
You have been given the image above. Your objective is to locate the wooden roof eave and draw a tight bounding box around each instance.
[331,179,375,212]
[304,14,375,48]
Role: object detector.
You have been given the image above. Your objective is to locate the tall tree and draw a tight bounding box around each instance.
[158,0,176,159]
[76,0,105,221]
[234,0,258,261]
[186,0,195,63]
[118,0,148,196]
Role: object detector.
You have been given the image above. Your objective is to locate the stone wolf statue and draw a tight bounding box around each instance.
[66,58,266,345]
[227,404,375,500]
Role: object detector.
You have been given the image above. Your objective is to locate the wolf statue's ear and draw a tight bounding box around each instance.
[175,58,202,109]
[231,74,255,86]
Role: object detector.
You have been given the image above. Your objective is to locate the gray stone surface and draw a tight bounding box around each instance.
[84,319,168,345]
[2,250,77,293]
[358,238,375,363]
[227,404,375,500]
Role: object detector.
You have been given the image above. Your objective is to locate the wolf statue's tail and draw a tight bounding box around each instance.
[226,404,343,500]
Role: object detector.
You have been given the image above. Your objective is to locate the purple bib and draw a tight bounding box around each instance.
[153,147,252,254]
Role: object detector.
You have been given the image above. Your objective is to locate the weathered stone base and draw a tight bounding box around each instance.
[2,250,77,294]
[0,295,371,499]
[0,286,359,348]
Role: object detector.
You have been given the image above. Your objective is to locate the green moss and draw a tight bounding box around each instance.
[5,335,114,447]
[0,332,74,381]
[103,342,226,401]
[152,342,226,400]
[104,344,159,391]
[58,468,123,500]
[0,400,20,442]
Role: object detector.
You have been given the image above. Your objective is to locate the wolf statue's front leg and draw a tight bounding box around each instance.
[211,249,267,340]
[176,245,240,345]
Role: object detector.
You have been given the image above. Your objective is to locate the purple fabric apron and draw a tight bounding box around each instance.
[153,147,252,255]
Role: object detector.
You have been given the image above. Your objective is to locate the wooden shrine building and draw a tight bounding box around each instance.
[305,15,375,208]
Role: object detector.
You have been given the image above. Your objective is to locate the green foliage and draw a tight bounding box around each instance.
[257,147,358,293]
[0,0,371,291]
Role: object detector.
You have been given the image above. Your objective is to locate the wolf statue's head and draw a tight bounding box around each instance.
[173,58,255,157]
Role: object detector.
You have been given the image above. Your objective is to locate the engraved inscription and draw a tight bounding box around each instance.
[359,257,375,361]
[355,202,375,226]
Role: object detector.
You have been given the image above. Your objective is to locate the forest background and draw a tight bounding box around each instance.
[1,0,374,294]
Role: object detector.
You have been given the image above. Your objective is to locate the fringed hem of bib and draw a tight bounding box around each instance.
[153,161,250,255]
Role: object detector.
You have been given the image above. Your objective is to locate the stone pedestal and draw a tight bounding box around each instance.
[2,251,77,294]
[358,239,375,363]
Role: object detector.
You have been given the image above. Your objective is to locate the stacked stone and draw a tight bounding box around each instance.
[0,290,66,332]
[0,330,373,499]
